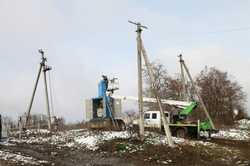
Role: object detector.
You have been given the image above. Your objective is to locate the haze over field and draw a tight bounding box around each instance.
[0,0,250,122]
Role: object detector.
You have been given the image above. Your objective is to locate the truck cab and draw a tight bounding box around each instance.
[144,111,170,129]
[143,110,203,138]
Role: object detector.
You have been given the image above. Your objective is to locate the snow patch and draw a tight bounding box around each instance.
[212,129,250,140]
[0,140,15,146]
[237,119,250,130]
[144,131,185,145]
[74,131,130,150]
[75,135,98,150]
[0,150,49,165]
[10,130,131,151]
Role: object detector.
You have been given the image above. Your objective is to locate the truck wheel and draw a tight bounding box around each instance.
[116,119,126,131]
[176,128,186,138]
[119,123,126,131]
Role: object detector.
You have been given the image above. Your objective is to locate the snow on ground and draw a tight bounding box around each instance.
[143,119,250,144]
[212,128,250,140]
[7,121,250,153]
[1,128,249,166]
[70,130,131,150]
[144,131,243,160]
[238,119,250,130]
[0,140,15,146]
[2,123,249,165]
[0,150,49,165]
[9,129,186,151]
[144,131,219,149]
[26,129,51,135]
[10,128,247,150]
[144,131,218,147]
[144,131,185,145]
[9,129,131,151]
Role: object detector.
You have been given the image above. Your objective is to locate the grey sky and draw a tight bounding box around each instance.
[0,0,249,122]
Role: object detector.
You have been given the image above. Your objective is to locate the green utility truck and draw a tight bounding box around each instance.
[142,100,216,138]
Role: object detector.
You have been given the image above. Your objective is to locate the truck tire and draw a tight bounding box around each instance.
[176,128,187,138]
[114,119,126,131]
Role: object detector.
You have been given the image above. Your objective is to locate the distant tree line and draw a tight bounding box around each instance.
[143,62,248,126]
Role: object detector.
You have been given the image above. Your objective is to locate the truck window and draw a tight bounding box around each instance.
[152,113,157,119]
[144,113,150,119]
[164,113,169,117]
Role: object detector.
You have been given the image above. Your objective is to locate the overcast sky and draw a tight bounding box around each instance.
[1,0,250,122]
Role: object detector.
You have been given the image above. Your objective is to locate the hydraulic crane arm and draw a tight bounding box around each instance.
[179,101,198,116]
[111,95,193,108]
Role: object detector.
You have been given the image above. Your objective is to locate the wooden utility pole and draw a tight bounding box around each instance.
[129,21,174,146]
[24,49,52,130]
[178,54,215,129]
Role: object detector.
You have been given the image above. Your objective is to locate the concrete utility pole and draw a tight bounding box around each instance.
[178,54,215,129]
[179,55,188,101]
[24,49,52,130]
[129,21,174,146]
[140,38,174,147]
[129,20,146,140]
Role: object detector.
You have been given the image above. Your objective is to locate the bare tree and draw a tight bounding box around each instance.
[143,62,183,111]
[143,62,248,126]
[196,67,247,125]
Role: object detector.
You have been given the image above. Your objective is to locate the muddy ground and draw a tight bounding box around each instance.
[98,138,250,166]
[1,136,250,166]
[0,142,132,166]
